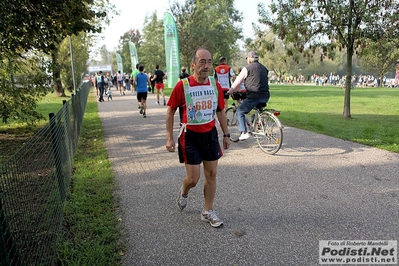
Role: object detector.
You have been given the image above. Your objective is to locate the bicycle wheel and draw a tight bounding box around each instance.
[225,107,240,142]
[255,112,283,154]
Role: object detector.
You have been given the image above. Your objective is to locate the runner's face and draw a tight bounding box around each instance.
[192,50,212,79]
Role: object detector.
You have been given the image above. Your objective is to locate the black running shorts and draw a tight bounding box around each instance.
[178,127,222,164]
[136,92,148,101]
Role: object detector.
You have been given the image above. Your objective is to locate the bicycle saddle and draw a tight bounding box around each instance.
[255,103,267,109]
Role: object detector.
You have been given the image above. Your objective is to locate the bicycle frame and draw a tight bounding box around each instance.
[225,103,283,155]
[250,108,283,154]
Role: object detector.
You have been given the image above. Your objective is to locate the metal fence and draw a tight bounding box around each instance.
[0,81,91,266]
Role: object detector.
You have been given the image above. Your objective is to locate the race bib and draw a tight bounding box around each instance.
[183,77,218,125]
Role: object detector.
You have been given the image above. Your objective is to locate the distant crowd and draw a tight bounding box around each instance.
[269,73,399,88]
[90,67,399,91]
[90,70,163,95]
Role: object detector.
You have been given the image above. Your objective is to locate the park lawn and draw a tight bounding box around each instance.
[262,84,399,153]
[166,84,399,153]
[0,92,68,164]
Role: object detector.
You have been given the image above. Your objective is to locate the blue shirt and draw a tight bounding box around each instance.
[136,73,148,93]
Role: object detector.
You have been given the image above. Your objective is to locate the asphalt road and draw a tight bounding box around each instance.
[97,89,399,266]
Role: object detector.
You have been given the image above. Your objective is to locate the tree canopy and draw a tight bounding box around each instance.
[137,12,166,73]
[0,0,115,124]
[117,29,141,74]
[108,0,244,76]
[258,0,399,118]
[170,0,243,70]
[0,0,107,57]
[359,30,399,83]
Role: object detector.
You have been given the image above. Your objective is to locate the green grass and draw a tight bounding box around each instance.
[0,92,69,135]
[265,84,399,152]
[166,84,399,152]
[56,90,122,265]
[0,92,72,163]
[35,93,71,122]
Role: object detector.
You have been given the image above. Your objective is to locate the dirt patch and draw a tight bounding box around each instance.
[0,133,33,164]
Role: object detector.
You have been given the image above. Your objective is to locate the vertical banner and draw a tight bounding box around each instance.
[116,53,123,74]
[163,12,180,88]
[395,60,399,87]
[129,41,139,73]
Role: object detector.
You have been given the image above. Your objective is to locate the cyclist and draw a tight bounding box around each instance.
[214,56,236,109]
[228,51,270,141]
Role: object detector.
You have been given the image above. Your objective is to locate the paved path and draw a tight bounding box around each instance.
[97,90,399,266]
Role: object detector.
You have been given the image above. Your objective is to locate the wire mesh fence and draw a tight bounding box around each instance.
[0,81,91,266]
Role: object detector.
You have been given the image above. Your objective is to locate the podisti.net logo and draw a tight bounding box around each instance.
[319,240,397,264]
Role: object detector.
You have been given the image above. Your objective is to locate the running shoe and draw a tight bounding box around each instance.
[139,105,144,114]
[143,112,146,118]
[156,101,160,105]
[201,209,223,228]
[238,132,250,141]
[177,193,187,211]
[163,99,166,106]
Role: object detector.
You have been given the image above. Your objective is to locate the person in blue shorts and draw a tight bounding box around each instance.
[133,65,151,118]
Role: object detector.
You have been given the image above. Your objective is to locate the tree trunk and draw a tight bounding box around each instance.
[343,0,354,119]
[51,48,66,97]
[343,46,352,118]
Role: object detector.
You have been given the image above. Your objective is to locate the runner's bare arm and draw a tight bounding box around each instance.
[216,110,230,150]
[166,107,177,152]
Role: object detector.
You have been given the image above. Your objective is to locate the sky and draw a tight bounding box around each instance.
[97,0,268,51]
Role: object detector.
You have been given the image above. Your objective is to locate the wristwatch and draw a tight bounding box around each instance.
[223,133,230,138]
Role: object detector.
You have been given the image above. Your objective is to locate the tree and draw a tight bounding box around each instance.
[246,30,293,80]
[0,0,76,56]
[138,12,166,72]
[258,0,399,118]
[359,38,399,86]
[0,52,52,124]
[0,0,116,124]
[98,45,115,65]
[170,0,243,71]
[117,29,141,74]
[1,0,115,96]
[47,0,114,96]
[58,32,91,92]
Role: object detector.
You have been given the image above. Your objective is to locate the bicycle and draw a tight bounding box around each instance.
[225,95,283,155]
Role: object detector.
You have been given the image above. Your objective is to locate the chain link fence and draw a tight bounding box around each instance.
[0,81,91,265]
